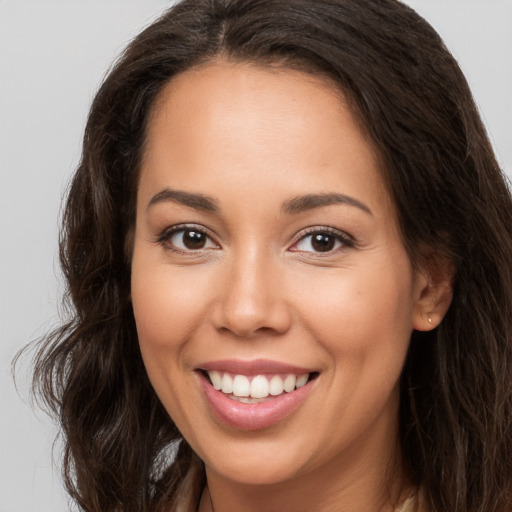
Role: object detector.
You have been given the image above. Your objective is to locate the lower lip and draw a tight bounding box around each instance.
[199,373,315,430]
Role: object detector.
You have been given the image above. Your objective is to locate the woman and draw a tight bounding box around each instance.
[31,0,512,511]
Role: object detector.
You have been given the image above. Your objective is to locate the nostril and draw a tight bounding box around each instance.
[210,285,292,338]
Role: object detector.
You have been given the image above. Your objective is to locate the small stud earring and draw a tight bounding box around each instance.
[428,316,433,324]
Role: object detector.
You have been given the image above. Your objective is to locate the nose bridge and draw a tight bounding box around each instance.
[212,243,290,337]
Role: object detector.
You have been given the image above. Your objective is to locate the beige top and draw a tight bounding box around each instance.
[396,489,427,512]
[396,496,417,512]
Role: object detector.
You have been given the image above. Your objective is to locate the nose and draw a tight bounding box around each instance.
[210,249,292,338]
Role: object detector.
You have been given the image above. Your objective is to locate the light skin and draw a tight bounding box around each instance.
[131,61,452,512]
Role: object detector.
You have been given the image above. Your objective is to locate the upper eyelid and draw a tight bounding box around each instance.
[159,223,213,238]
[157,224,220,247]
[292,226,354,243]
[288,226,355,253]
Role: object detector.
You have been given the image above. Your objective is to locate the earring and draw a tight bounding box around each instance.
[428,316,433,324]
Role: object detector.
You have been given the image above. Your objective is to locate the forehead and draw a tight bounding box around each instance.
[139,60,390,216]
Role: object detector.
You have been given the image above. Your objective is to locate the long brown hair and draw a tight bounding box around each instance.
[27,1,512,511]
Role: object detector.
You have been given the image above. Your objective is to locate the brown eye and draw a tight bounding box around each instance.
[164,227,218,252]
[291,228,352,254]
[311,233,336,252]
[182,230,207,249]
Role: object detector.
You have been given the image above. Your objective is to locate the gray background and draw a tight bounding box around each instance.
[1,1,511,511]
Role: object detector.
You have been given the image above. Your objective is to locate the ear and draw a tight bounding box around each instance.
[412,254,455,331]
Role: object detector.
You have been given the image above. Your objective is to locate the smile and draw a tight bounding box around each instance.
[197,360,318,430]
[207,371,311,402]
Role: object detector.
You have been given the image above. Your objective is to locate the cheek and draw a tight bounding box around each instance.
[296,262,414,429]
[130,256,210,424]
[292,255,415,381]
[131,256,211,355]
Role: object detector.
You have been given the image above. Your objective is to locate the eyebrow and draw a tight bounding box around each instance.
[147,188,219,213]
[282,193,373,216]
[147,188,372,217]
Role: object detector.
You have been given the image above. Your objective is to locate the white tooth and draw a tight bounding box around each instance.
[283,374,296,393]
[269,375,284,396]
[233,396,267,404]
[209,371,222,390]
[235,397,253,403]
[221,373,233,394]
[232,375,250,397]
[296,373,309,389]
[250,375,269,398]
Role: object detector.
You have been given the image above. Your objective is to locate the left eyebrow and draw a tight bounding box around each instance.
[146,188,220,213]
[282,193,373,216]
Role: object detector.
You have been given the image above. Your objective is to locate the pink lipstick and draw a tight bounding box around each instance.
[196,359,317,430]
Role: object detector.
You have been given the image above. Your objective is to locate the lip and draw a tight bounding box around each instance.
[197,358,314,376]
[196,359,317,430]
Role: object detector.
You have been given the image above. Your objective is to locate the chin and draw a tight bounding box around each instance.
[204,451,304,486]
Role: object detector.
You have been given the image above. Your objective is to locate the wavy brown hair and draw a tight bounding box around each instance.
[26,1,512,511]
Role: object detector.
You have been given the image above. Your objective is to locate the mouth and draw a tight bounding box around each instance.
[196,360,319,430]
[202,370,319,403]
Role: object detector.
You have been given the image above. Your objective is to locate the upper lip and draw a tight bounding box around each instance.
[197,358,315,375]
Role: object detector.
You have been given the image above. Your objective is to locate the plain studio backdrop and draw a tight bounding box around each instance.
[1,1,511,511]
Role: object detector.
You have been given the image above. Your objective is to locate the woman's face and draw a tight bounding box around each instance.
[131,62,430,488]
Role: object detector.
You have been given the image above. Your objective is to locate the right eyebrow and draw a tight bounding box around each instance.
[146,188,220,213]
[282,192,373,216]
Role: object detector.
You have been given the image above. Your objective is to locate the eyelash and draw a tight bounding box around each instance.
[156,224,218,255]
[156,224,355,255]
[290,226,355,255]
